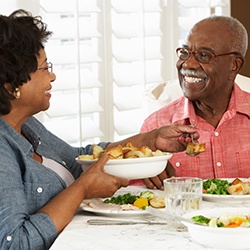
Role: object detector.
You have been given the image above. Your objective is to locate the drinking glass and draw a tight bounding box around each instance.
[163,177,202,231]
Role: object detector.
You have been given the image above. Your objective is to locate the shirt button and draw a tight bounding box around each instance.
[175,162,181,167]
[6,236,12,241]
[37,187,43,193]
[214,132,219,136]
[216,162,222,167]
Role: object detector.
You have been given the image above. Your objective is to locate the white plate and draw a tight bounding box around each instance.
[202,178,250,202]
[76,152,172,180]
[80,186,164,217]
[80,202,149,217]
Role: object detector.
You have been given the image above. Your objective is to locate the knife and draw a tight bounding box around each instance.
[87,219,169,225]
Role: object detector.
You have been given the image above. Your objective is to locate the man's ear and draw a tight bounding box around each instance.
[232,56,244,72]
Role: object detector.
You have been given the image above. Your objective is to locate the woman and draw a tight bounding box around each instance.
[0,9,198,250]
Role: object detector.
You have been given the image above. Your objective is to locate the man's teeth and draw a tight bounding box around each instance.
[184,76,203,83]
[45,90,51,94]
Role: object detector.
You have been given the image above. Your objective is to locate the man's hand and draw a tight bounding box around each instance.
[142,161,176,190]
[153,124,199,152]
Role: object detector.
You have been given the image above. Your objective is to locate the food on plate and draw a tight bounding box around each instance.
[191,215,210,225]
[186,142,205,155]
[103,192,138,205]
[104,192,150,210]
[140,190,155,200]
[133,197,149,209]
[203,178,230,195]
[82,198,141,211]
[149,194,165,208]
[203,178,250,195]
[227,178,250,195]
[82,198,124,210]
[100,191,164,210]
[191,212,250,228]
[77,142,165,160]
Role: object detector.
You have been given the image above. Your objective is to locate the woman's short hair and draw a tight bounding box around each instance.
[0,9,52,115]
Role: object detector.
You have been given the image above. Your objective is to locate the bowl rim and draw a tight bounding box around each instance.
[76,152,172,165]
[182,207,250,231]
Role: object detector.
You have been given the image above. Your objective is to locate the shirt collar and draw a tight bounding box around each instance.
[0,117,33,155]
[171,82,250,126]
[231,83,250,118]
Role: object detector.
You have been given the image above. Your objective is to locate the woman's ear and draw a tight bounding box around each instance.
[3,83,20,99]
[4,83,13,94]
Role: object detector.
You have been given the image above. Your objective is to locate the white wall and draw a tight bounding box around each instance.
[0,0,39,15]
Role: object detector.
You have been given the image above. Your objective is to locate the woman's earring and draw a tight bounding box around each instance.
[14,88,21,99]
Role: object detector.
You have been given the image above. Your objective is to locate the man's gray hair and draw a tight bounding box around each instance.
[195,15,248,57]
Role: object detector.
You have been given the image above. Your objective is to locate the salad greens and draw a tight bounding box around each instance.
[203,178,230,195]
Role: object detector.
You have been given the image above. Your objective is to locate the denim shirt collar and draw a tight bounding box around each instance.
[0,117,35,156]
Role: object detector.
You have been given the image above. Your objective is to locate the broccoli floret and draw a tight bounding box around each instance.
[217,222,225,227]
[191,215,210,225]
[203,179,230,195]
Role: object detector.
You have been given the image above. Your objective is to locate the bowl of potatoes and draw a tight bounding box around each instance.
[76,142,172,180]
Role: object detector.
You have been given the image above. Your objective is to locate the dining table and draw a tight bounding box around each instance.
[49,185,250,250]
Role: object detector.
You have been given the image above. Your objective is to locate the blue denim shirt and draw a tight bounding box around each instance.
[0,116,109,250]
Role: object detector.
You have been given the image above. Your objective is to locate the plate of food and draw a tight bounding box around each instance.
[202,178,250,202]
[76,142,172,179]
[80,190,165,217]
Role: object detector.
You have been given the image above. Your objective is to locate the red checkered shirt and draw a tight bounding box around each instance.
[140,83,250,179]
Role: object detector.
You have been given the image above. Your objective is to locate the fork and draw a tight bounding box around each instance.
[87,219,168,225]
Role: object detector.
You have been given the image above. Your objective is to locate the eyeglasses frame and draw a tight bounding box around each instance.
[176,47,243,64]
[37,62,53,73]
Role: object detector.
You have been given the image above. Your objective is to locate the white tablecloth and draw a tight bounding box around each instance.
[49,186,249,250]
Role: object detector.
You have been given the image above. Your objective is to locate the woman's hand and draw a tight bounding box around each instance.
[80,154,129,199]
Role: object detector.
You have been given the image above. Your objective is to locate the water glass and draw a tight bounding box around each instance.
[163,177,202,231]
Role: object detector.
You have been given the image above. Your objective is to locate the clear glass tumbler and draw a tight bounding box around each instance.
[163,177,202,231]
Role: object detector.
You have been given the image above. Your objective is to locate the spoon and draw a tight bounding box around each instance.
[146,206,205,226]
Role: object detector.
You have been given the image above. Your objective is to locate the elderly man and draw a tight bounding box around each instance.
[140,15,250,189]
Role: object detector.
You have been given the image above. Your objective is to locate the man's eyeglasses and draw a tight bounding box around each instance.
[176,48,242,64]
[37,62,53,73]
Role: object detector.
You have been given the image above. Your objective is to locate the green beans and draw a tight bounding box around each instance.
[103,193,139,205]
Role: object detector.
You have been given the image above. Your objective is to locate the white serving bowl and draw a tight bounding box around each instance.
[76,153,172,179]
[182,207,250,250]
